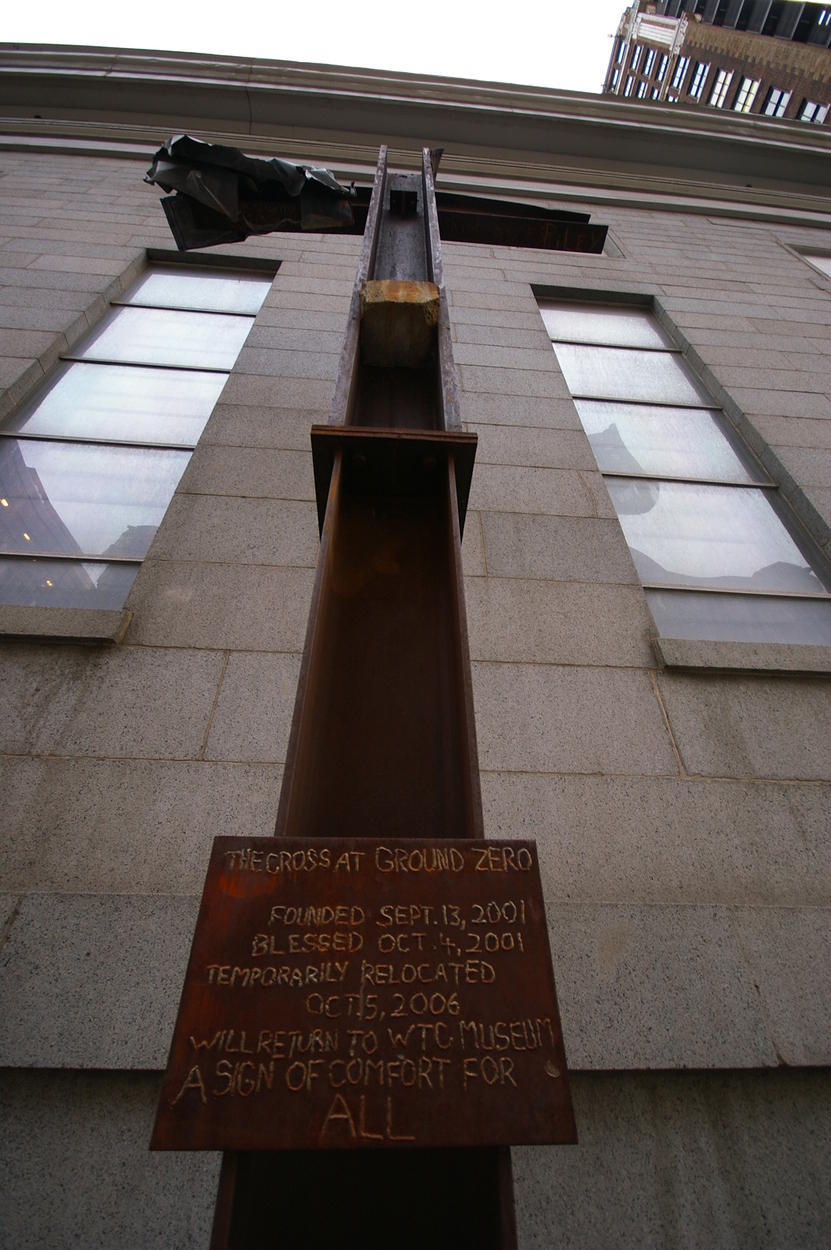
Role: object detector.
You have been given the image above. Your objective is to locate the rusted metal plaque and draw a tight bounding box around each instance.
[151,838,576,1151]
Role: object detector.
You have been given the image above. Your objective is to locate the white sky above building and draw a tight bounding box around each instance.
[3,0,631,93]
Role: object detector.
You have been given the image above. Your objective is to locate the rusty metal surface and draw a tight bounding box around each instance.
[211,1146,515,1250]
[437,203,607,252]
[152,838,576,1152]
[145,134,357,250]
[309,426,476,533]
[329,147,388,429]
[421,148,462,432]
[279,450,481,846]
[374,173,427,282]
[350,184,608,254]
[444,454,486,843]
[198,143,573,1247]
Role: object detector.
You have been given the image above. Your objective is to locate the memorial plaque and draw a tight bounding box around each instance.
[151,838,576,1151]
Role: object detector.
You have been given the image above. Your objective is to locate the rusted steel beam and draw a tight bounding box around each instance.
[200,144,555,1248]
[422,150,461,432]
[329,147,389,428]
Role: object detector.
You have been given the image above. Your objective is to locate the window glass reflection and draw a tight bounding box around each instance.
[0,262,270,613]
[553,343,709,405]
[542,297,831,648]
[574,400,761,481]
[7,362,226,446]
[0,556,138,610]
[646,589,831,645]
[540,305,670,349]
[608,479,828,594]
[78,306,254,370]
[805,253,831,279]
[0,440,189,558]
[127,268,271,315]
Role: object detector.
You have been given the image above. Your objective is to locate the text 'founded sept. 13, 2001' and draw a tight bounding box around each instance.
[151,838,576,1151]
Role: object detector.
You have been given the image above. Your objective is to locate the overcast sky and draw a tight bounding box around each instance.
[4,0,630,93]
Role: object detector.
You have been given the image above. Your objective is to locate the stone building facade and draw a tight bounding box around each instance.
[605,0,831,121]
[0,44,830,1249]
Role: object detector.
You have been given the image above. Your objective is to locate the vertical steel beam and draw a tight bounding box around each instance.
[212,146,515,1249]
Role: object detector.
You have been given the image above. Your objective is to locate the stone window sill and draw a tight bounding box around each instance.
[0,606,131,644]
[653,636,831,675]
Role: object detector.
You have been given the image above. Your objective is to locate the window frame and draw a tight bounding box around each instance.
[762,86,791,117]
[733,76,760,113]
[798,98,829,123]
[0,251,277,639]
[709,69,734,108]
[536,291,831,669]
[688,62,710,100]
[671,55,690,90]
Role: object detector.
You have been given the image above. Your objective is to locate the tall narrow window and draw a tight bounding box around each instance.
[688,61,710,99]
[762,86,791,116]
[733,76,760,112]
[643,48,656,75]
[799,99,829,123]
[539,300,831,645]
[709,69,734,107]
[656,53,669,82]
[0,263,272,610]
[671,55,690,89]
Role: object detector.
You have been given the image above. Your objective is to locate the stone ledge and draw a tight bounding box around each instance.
[0,606,131,645]
[654,635,831,675]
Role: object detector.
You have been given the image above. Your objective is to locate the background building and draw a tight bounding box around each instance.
[0,42,830,1248]
[605,0,831,121]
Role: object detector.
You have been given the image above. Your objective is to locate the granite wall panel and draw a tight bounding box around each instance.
[0,148,829,1245]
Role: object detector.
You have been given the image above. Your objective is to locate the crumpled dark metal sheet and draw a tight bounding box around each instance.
[144,133,356,250]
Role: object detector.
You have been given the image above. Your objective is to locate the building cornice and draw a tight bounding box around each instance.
[0,44,829,223]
